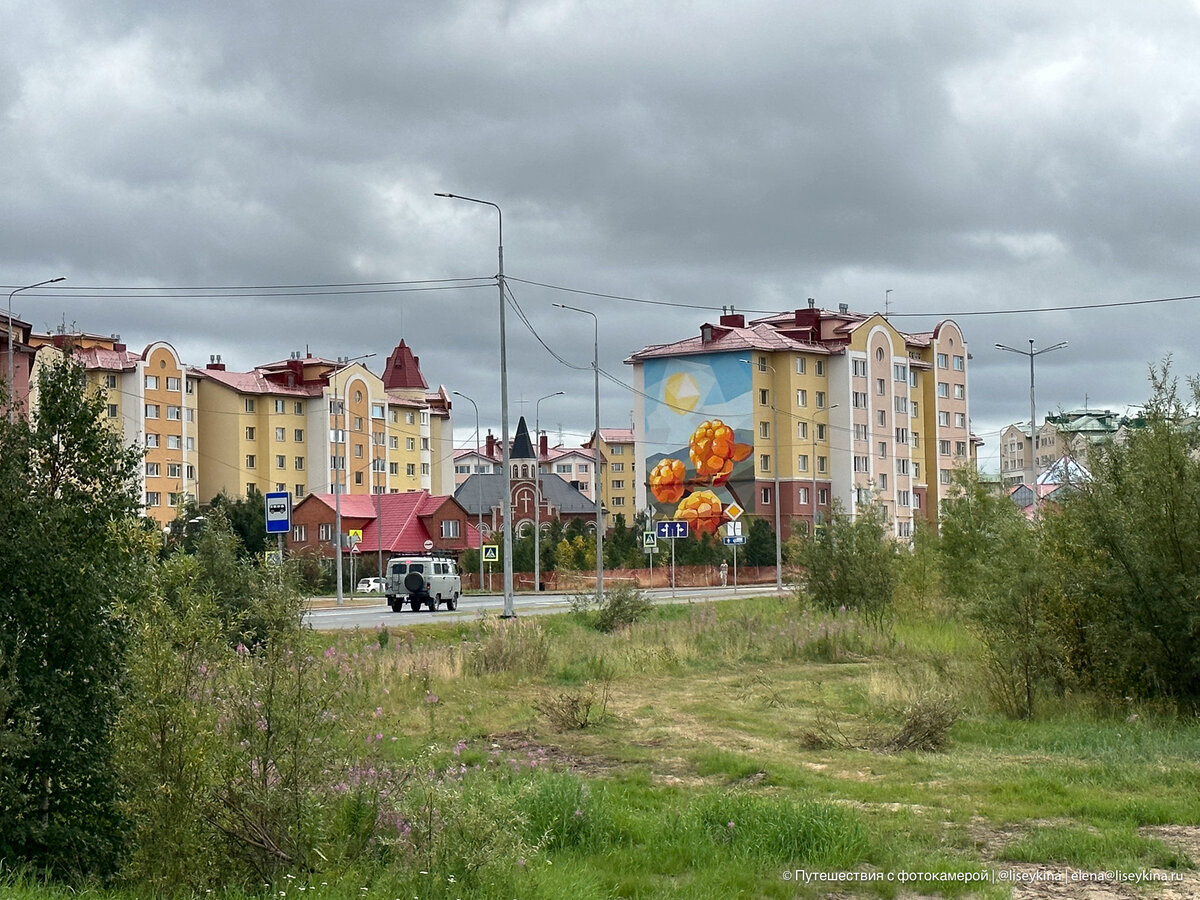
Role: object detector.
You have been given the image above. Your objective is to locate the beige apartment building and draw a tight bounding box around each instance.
[29,331,200,527]
[628,304,974,540]
[195,340,453,505]
[585,427,638,520]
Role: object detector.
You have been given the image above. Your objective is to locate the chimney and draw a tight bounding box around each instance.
[485,430,496,459]
[207,354,226,371]
[701,324,714,343]
[718,312,745,328]
[838,303,849,314]
[539,433,548,459]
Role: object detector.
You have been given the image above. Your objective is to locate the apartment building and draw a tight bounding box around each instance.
[585,427,637,519]
[29,331,199,527]
[194,341,453,505]
[999,409,1130,488]
[628,304,973,540]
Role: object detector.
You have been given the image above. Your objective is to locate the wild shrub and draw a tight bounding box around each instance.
[594,581,655,633]
[466,616,550,677]
[788,499,897,631]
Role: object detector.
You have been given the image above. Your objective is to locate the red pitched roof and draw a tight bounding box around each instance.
[381,339,428,391]
[298,491,480,552]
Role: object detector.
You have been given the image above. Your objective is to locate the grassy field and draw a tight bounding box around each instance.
[6,594,1198,899]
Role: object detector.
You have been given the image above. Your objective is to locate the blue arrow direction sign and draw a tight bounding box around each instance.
[264,492,292,534]
[656,520,689,540]
[723,535,747,545]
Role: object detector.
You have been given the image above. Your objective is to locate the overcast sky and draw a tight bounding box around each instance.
[5,0,1200,470]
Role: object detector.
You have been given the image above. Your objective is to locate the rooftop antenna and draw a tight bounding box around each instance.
[885,289,893,316]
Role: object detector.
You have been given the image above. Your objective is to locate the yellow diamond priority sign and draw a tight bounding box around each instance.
[725,502,744,521]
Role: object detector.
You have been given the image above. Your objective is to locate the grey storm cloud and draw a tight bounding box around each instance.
[5,0,1200,461]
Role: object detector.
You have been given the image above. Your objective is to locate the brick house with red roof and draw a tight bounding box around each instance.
[290,490,480,565]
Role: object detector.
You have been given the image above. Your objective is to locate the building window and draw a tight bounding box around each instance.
[275,399,286,414]
[798,486,809,504]
[939,440,951,455]
[759,421,770,439]
[853,358,868,377]
[878,441,887,458]
[167,463,181,479]
[954,383,965,400]
[319,523,333,541]
[815,360,824,376]
[893,363,906,381]
[877,410,887,427]
[937,382,949,398]
[420,463,430,476]
[146,433,160,448]
[274,427,285,441]
[854,455,869,473]
[145,404,159,419]
[146,462,161,477]
[956,441,968,458]
[876,377,886,396]
[406,437,416,451]
[796,389,808,407]
[937,353,948,369]
[145,375,158,390]
[578,464,589,473]
[273,454,284,469]
[953,355,965,370]
[854,423,868,441]
[955,412,966,428]
[440,519,461,539]
[389,462,399,475]
[759,388,769,406]
[940,469,952,484]
[145,491,160,507]
[293,524,307,542]
[797,421,808,440]
[292,457,303,470]
[938,410,950,426]
[105,374,118,389]
[759,454,771,472]
[406,464,415,476]
[243,398,255,413]
[898,458,910,475]
[612,479,625,490]
[107,404,119,418]
[912,432,920,449]
[816,392,826,408]
[612,462,624,472]
[817,456,827,473]
[894,396,908,414]
[611,496,625,507]
[167,406,181,420]
[245,455,256,469]
[796,358,807,375]
[853,391,867,409]
[797,454,809,472]
[818,488,829,505]
[879,473,888,489]
[895,428,908,444]
[761,486,772,505]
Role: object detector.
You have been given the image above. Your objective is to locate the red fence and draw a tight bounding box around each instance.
[460,564,780,593]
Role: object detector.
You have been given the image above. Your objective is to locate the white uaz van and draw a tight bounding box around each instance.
[385,556,461,612]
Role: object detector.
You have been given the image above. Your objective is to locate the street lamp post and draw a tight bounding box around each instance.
[554,303,603,601]
[996,339,1067,512]
[436,192,516,617]
[7,277,65,422]
[533,390,564,593]
[741,358,782,591]
[452,390,486,594]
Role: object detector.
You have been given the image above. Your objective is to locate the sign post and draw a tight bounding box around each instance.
[264,492,292,567]
[656,520,689,596]
[643,528,657,588]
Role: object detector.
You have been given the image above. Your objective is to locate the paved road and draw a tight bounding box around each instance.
[303,583,782,630]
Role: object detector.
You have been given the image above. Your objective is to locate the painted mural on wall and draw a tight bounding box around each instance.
[643,354,756,534]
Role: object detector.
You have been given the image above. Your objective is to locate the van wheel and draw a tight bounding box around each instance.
[447,593,458,611]
[409,597,421,612]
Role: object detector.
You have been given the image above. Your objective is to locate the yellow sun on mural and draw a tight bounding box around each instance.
[663,371,700,414]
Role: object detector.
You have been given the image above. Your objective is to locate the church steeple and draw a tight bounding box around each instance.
[510,416,536,460]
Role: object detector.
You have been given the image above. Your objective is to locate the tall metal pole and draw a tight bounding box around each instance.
[453,390,485,593]
[437,193,515,617]
[534,390,564,593]
[555,304,603,601]
[995,339,1067,513]
[6,277,64,422]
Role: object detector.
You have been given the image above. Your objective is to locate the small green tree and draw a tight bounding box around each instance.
[789,499,896,630]
[0,353,149,876]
